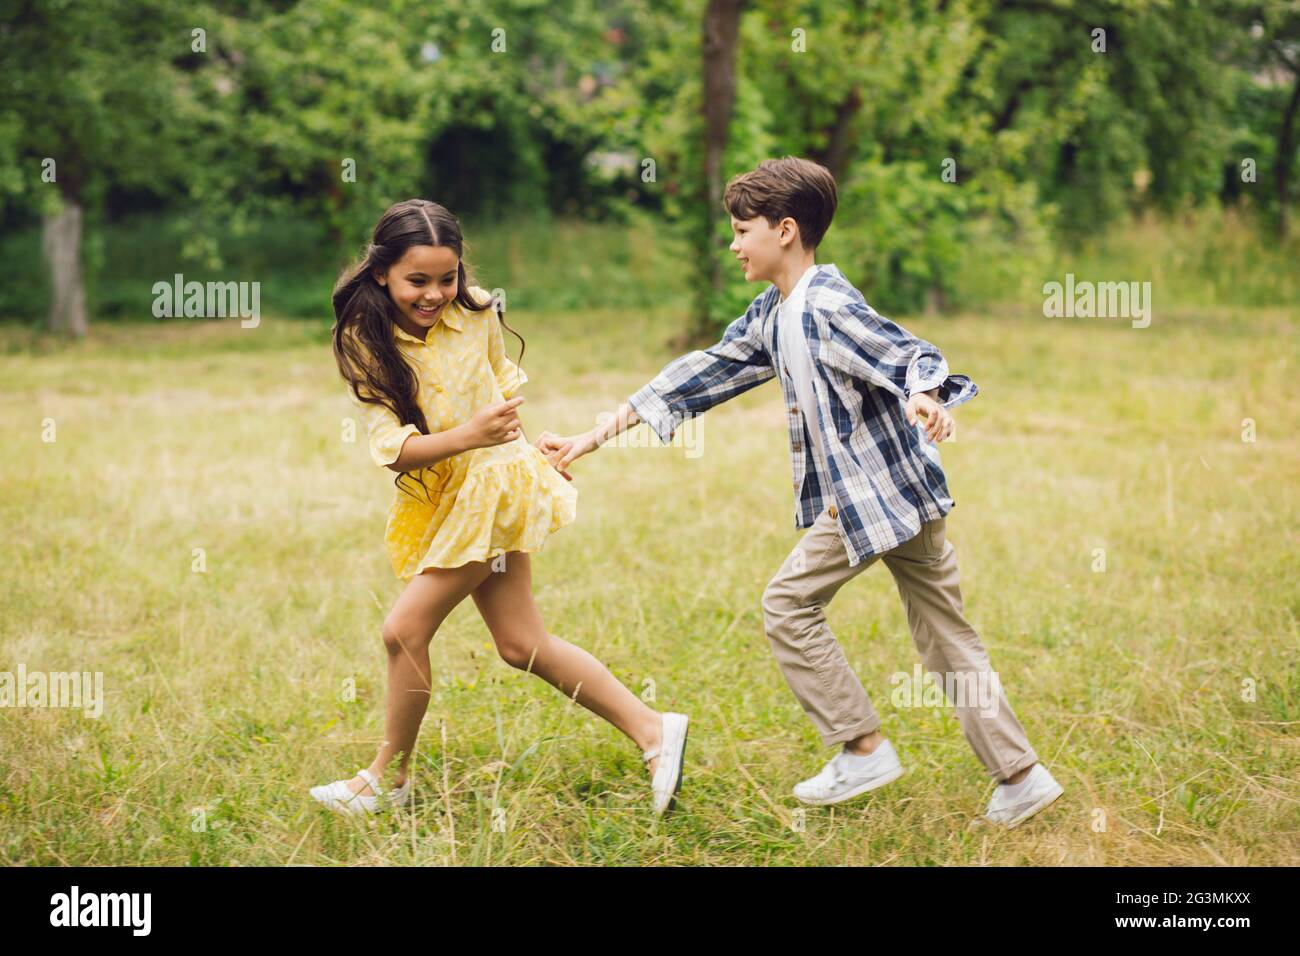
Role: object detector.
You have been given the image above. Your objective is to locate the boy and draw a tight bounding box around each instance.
[538,157,1062,828]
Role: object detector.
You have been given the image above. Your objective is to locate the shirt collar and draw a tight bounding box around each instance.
[778,263,821,307]
[391,300,463,345]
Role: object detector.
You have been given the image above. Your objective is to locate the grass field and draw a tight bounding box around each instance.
[1,282,1297,865]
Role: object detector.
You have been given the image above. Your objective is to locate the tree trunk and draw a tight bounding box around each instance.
[42,200,88,338]
[821,86,862,184]
[689,0,744,343]
[1276,68,1300,240]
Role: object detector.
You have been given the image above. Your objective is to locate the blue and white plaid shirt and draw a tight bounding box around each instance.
[628,263,978,566]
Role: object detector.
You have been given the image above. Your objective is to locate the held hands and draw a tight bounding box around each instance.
[905,391,954,443]
[463,397,525,449]
[534,429,599,481]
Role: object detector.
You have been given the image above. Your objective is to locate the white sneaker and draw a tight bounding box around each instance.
[983,764,1063,828]
[793,740,905,806]
[643,712,689,817]
[309,768,411,816]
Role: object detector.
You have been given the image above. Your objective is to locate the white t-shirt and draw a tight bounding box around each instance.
[777,264,828,470]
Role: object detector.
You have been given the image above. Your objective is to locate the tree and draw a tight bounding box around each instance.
[698,0,746,340]
[175,0,629,261]
[0,0,198,336]
[1218,1,1300,236]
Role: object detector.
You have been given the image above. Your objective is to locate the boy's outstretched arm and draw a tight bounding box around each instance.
[536,288,778,473]
[536,400,641,475]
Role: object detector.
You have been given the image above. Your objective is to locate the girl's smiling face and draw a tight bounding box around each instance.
[375,244,460,339]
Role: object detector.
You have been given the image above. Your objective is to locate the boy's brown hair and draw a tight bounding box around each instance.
[723,156,838,250]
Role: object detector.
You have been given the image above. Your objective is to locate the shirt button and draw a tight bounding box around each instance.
[829,505,838,519]
[792,443,801,452]
[791,405,799,414]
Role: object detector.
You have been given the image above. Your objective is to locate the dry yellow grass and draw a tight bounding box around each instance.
[1,299,1296,865]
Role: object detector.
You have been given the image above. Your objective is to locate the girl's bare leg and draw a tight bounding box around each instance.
[470,552,666,772]
[345,560,495,796]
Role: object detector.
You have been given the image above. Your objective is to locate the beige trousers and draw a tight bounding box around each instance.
[761,508,1039,781]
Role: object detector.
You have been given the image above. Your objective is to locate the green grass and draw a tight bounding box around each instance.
[1,275,1297,865]
[1043,206,1300,311]
[0,211,690,322]
[8,203,1299,328]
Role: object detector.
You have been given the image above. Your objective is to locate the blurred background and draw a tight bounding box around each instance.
[1,1,1297,866]
[3,0,1299,335]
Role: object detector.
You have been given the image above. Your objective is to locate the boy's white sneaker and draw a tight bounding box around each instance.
[793,739,905,806]
[310,768,410,816]
[983,763,1063,828]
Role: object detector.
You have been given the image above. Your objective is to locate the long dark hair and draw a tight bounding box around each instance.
[331,199,524,504]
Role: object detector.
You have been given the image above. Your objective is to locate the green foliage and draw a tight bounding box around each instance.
[0,0,200,215]
[169,0,642,251]
[592,0,1289,320]
[1,0,1296,329]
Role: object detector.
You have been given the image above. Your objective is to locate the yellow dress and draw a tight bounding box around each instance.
[346,286,577,580]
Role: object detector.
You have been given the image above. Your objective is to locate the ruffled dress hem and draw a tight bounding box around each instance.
[389,445,577,581]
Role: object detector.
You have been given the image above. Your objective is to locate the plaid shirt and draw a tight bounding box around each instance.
[627,263,978,566]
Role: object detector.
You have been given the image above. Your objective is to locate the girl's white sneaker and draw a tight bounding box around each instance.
[643,712,689,817]
[983,763,1063,828]
[309,768,411,816]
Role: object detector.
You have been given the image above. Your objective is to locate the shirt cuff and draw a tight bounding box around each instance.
[931,374,978,409]
[905,354,949,397]
[627,382,679,445]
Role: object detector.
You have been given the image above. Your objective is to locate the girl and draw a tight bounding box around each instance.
[312,199,687,817]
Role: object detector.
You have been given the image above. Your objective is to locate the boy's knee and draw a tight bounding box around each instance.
[761,577,803,633]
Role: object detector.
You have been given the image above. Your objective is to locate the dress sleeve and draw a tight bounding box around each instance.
[485,298,528,399]
[348,388,421,468]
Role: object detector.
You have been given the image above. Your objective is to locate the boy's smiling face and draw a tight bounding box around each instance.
[374,244,460,339]
[729,214,798,284]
